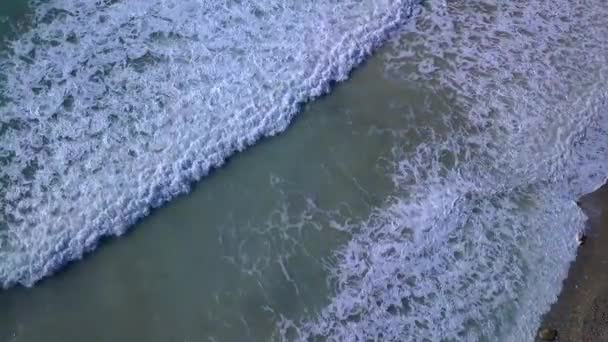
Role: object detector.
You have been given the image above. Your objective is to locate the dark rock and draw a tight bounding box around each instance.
[538,328,557,341]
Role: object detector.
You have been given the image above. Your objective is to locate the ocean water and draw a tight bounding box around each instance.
[1,0,608,341]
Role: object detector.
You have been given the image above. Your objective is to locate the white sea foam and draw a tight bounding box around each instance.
[0,0,417,288]
[2,0,608,340]
[286,0,608,341]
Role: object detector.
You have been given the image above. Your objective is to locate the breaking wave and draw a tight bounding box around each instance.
[284,1,608,340]
[0,0,417,287]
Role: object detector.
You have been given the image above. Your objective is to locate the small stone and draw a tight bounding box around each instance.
[538,328,557,341]
[576,232,587,246]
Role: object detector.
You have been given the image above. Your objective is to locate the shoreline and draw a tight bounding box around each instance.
[539,183,608,341]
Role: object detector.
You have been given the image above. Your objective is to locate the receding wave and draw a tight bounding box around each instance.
[283,1,608,340]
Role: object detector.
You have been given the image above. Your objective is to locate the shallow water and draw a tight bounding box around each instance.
[2,1,608,341]
[0,32,425,340]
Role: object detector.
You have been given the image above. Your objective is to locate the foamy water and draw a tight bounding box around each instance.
[284,1,608,341]
[1,0,608,341]
[0,0,415,287]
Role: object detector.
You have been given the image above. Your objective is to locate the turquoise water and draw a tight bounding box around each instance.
[0,32,422,340]
[0,2,28,41]
[1,1,608,341]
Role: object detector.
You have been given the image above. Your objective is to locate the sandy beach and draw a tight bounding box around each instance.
[540,183,608,341]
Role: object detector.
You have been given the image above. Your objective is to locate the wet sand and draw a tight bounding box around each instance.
[539,183,608,341]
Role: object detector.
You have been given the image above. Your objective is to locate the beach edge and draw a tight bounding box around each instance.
[538,182,608,341]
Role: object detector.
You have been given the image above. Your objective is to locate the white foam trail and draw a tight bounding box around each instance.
[287,0,608,340]
[0,0,418,288]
